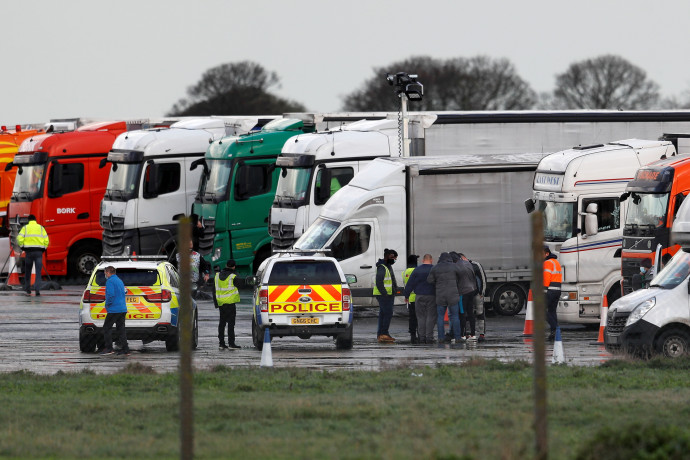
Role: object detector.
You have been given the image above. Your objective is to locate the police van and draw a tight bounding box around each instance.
[249,254,355,350]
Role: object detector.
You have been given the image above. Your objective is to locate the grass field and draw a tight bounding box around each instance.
[1,358,690,459]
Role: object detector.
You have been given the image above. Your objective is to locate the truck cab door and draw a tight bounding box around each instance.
[136,160,183,253]
[43,159,89,249]
[326,219,379,307]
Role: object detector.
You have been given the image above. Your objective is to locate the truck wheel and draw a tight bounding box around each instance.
[493,284,526,316]
[70,242,102,277]
[335,325,354,350]
[165,331,180,352]
[253,246,271,274]
[656,328,690,358]
[252,318,264,351]
[79,332,96,353]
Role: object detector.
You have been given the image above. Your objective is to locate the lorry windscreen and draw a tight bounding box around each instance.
[106,163,141,201]
[200,159,232,202]
[650,250,690,289]
[11,163,45,201]
[268,261,341,285]
[294,217,339,250]
[538,200,575,242]
[274,167,310,207]
[625,193,669,229]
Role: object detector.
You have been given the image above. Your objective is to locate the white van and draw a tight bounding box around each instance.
[605,197,690,358]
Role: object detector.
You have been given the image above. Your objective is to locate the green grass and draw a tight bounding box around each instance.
[1,358,690,459]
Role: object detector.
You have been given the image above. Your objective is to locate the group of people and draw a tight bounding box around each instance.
[374,248,487,347]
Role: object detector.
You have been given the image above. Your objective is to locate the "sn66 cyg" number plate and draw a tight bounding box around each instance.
[291,317,319,325]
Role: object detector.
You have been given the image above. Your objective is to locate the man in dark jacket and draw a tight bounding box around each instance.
[449,251,478,338]
[374,248,398,343]
[427,252,464,348]
[403,254,435,344]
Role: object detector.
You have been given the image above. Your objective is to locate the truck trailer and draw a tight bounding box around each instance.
[270,110,690,252]
[526,139,677,324]
[292,154,545,312]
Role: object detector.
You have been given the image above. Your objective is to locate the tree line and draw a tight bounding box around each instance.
[168,55,690,116]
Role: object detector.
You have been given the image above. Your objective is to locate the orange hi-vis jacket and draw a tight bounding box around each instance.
[543,258,562,290]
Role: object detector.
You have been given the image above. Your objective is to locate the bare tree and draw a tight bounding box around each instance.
[553,55,660,109]
[168,61,306,116]
[342,55,536,111]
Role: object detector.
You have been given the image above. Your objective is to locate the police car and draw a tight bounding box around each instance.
[249,254,355,350]
[78,256,198,352]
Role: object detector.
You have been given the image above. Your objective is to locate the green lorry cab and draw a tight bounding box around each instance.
[192,118,315,274]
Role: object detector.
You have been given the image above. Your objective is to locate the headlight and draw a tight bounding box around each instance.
[625,297,656,327]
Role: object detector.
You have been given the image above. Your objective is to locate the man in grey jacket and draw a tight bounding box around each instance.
[427,252,464,348]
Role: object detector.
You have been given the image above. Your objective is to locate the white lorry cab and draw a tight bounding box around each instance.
[604,196,690,358]
[525,139,676,324]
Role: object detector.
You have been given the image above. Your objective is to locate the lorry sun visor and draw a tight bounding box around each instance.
[13,151,48,165]
[276,154,315,168]
[108,149,145,163]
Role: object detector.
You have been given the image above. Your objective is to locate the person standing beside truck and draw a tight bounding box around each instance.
[16,214,49,296]
[177,239,210,298]
[100,266,130,356]
[403,254,420,344]
[427,252,464,348]
[213,259,242,350]
[403,254,436,345]
[459,253,484,340]
[374,248,399,343]
[543,245,562,341]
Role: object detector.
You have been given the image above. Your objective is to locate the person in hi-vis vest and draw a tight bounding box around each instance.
[17,214,49,296]
[374,248,398,343]
[213,259,242,350]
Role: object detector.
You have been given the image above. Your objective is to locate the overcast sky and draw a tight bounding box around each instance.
[4,0,690,125]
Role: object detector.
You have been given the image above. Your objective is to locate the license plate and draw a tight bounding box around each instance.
[126,296,139,303]
[291,317,319,325]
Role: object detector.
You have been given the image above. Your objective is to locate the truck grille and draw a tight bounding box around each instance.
[270,223,295,250]
[606,311,630,335]
[198,219,216,256]
[100,215,125,256]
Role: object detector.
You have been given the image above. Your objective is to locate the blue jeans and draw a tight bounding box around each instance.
[376,295,394,336]
[437,303,462,342]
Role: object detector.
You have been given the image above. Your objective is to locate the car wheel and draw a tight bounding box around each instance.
[252,318,263,351]
[492,284,526,316]
[79,332,97,353]
[656,328,690,358]
[165,330,180,352]
[335,325,354,350]
[192,312,199,350]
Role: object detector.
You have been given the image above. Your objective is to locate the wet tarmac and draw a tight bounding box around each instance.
[0,286,613,374]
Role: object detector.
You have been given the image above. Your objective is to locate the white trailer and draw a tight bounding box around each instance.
[100,116,276,258]
[526,139,677,324]
[292,154,545,312]
[270,110,690,252]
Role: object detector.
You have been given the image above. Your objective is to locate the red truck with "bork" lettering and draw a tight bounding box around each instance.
[6,120,155,277]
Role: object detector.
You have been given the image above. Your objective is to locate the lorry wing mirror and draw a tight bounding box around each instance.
[99,158,108,169]
[524,198,535,214]
[48,161,63,198]
[4,161,14,172]
[190,158,208,177]
[245,275,259,287]
[620,191,630,202]
[584,214,598,238]
[345,274,357,284]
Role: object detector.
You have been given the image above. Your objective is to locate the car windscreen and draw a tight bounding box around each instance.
[268,261,342,285]
[93,268,160,287]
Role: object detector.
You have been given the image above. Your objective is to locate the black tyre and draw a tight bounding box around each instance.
[607,284,622,307]
[79,332,97,353]
[492,284,526,316]
[252,318,264,351]
[656,328,690,358]
[335,325,354,350]
[69,242,102,277]
[165,330,180,352]
[253,246,271,274]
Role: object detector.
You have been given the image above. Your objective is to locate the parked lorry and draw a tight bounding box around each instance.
[5,120,147,277]
[525,139,677,324]
[100,117,274,260]
[270,110,690,251]
[292,154,545,311]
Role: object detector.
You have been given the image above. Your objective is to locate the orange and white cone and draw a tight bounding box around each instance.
[552,327,566,364]
[7,249,21,287]
[596,297,608,344]
[260,328,273,368]
[522,289,534,336]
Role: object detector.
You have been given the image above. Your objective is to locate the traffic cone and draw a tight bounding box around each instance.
[522,289,534,336]
[260,328,273,367]
[552,327,565,364]
[7,249,21,287]
[596,297,608,344]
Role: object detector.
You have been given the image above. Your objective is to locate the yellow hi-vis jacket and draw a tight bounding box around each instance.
[403,267,416,302]
[17,220,49,250]
[215,272,240,305]
[373,265,393,295]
